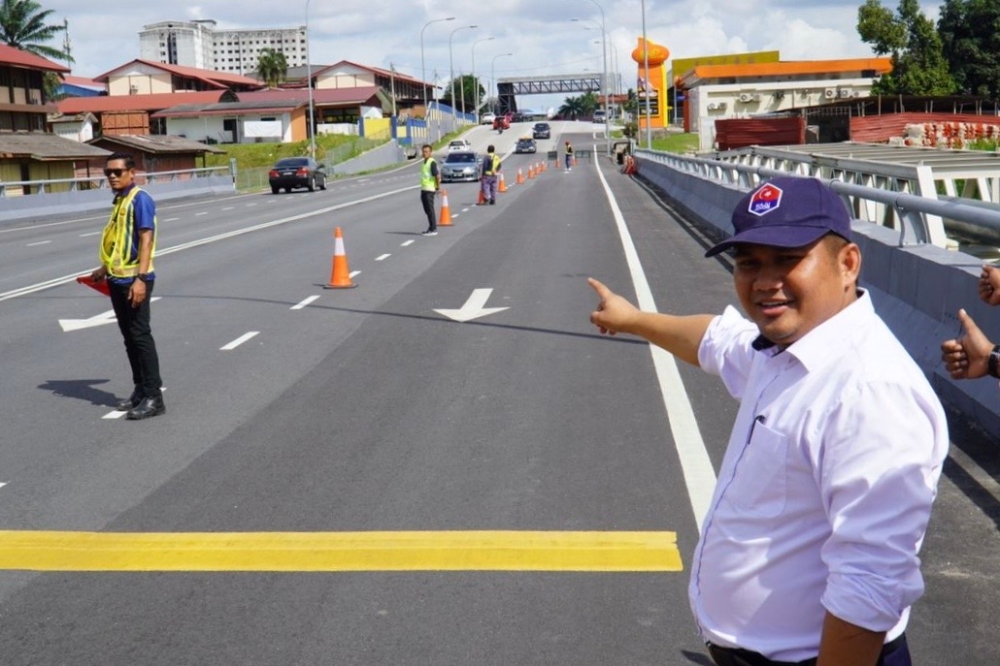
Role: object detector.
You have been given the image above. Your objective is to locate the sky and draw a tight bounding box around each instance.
[41,0,940,111]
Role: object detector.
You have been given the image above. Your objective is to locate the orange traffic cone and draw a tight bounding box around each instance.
[554,158,560,170]
[527,165,535,179]
[477,187,487,205]
[439,189,453,226]
[325,226,357,289]
[540,161,546,172]
[516,168,524,184]
[498,172,507,193]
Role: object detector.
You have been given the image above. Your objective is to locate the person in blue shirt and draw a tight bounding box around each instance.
[89,152,165,420]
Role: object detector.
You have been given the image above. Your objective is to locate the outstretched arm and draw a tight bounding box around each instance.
[588,278,714,367]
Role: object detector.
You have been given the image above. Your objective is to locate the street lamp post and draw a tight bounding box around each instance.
[641,0,651,149]
[449,24,477,127]
[491,52,513,115]
[471,36,494,123]
[305,0,316,158]
[574,1,609,155]
[421,16,455,143]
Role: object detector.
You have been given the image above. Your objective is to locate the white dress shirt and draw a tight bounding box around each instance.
[689,290,949,662]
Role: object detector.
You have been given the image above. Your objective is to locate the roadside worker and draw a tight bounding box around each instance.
[480,144,501,205]
[419,143,441,236]
[589,176,948,666]
[564,140,574,171]
[89,152,165,420]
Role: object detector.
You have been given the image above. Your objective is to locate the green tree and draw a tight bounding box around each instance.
[0,0,70,61]
[442,74,483,113]
[623,88,638,114]
[558,95,584,120]
[256,48,288,88]
[938,0,1000,99]
[579,91,600,115]
[857,0,956,95]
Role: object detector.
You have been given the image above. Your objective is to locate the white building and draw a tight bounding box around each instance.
[139,20,307,76]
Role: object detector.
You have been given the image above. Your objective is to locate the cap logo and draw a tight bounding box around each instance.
[748,183,783,216]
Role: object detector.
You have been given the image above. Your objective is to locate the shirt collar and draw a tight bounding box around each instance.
[751,289,872,370]
[112,182,137,199]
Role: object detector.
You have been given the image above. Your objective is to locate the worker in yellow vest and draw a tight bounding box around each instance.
[419,144,441,236]
[479,145,502,205]
[89,152,165,420]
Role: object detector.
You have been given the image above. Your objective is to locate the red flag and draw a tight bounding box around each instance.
[76,275,111,296]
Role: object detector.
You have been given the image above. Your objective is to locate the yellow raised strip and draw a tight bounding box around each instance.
[0,530,681,572]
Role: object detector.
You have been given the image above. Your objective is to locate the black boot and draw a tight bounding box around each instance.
[127,395,166,420]
[116,386,143,411]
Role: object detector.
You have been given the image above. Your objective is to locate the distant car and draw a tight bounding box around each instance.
[481,113,496,125]
[593,109,607,122]
[511,112,528,123]
[532,122,551,140]
[447,139,472,152]
[441,151,481,182]
[492,115,510,131]
[268,157,326,194]
[515,138,537,154]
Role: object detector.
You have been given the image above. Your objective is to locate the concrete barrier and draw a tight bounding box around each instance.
[0,175,235,223]
[329,140,409,176]
[634,153,1000,440]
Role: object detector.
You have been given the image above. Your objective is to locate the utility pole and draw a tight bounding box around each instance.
[390,62,397,117]
[62,18,72,68]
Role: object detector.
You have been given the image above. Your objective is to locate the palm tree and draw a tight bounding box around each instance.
[0,0,70,62]
[559,95,585,120]
[256,48,288,89]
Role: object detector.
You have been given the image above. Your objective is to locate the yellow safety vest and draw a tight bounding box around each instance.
[484,154,501,176]
[421,158,438,191]
[100,186,156,278]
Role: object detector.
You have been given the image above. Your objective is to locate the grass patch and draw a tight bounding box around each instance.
[650,133,700,154]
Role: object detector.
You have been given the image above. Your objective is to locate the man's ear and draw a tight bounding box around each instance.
[840,242,862,285]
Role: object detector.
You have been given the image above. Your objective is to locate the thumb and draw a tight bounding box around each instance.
[958,308,979,332]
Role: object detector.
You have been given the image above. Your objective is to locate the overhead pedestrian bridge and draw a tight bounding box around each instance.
[497,73,609,114]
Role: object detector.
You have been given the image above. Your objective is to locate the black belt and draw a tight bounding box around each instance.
[707,633,906,666]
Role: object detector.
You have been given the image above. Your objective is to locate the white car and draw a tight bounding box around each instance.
[447,139,472,152]
[480,113,496,125]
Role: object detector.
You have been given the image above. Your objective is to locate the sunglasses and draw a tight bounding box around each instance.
[104,168,128,177]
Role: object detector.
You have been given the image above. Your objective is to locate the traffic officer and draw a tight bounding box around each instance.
[480,144,501,205]
[419,144,440,236]
[89,152,165,420]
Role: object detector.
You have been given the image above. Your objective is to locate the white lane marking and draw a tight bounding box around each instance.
[375,254,391,261]
[349,270,361,278]
[291,295,320,310]
[401,240,415,247]
[221,331,259,351]
[164,217,180,222]
[0,482,6,490]
[223,207,234,211]
[452,215,460,220]
[195,212,208,217]
[59,297,162,332]
[246,203,258,207]
[0,185,418,303]
[79,231,102,237]
[595,161,717,532]
[103,410,127,420]
[27,240,52,247]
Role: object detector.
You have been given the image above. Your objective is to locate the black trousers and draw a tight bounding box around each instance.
[109,280,162,398]
[707,634,910,666]
[420,190,437,231]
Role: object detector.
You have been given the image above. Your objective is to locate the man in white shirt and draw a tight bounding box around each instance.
[589,176,948,666]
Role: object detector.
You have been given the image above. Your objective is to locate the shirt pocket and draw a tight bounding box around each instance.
[727,421,788,518]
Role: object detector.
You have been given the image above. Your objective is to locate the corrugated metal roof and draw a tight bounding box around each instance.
[152,99,302,118]
[0,44,70,73]
[0,132,111,160]
[58,91,233,114]
[88,134,225,154]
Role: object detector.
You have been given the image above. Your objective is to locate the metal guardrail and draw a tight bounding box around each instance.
[0,165,234,197]
[634,148,1000,250]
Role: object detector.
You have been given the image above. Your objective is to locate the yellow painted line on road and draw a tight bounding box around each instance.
[0,530,681,572]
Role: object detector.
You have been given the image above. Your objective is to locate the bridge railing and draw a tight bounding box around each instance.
[0,165,234,198]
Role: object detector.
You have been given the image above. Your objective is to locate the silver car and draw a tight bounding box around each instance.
[441,151,481,182]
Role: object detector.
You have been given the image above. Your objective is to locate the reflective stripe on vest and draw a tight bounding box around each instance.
[100,187,156,278]
[484,154,501,176]
[421,158,437,191]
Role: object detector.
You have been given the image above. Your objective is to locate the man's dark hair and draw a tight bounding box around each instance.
[106,152,135,170]
[487,145,495,153]
[421,144,432,151]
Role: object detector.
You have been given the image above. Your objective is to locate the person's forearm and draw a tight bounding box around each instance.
[816,612,885,666]
[137,230,153,274]
[629,311,714,366]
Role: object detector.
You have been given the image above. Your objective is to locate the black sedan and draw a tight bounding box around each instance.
[268,157,327,193]
[515,138,537,154]
[532,123,551,139]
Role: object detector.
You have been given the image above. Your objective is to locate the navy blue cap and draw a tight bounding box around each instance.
[705,177,852,257]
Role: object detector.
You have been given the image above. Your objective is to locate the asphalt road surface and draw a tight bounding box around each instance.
[0,122,996,665]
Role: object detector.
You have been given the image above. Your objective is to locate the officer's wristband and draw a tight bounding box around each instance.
[988,345,1000,378]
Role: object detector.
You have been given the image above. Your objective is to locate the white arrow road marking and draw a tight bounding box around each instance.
[434,288,509,323]
[59,297,162,332]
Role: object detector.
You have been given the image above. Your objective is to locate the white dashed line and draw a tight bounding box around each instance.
[79,231,101,237]
[349,270,361,278]
[246,203,258,207]
[27,240,52,247]
[223,207,234,211]
[375,254,391,261]
[291,295,320,310]
[221,331,259,350]
[195,212,208,216]
[164,217,180,222]
[401,240,415,247]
